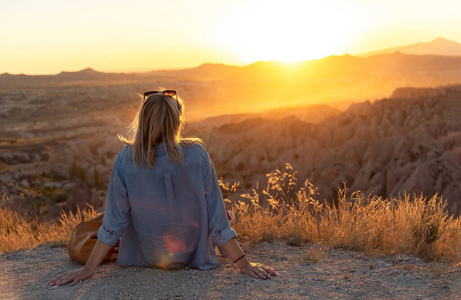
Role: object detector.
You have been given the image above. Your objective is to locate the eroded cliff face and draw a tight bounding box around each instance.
[205,86,461,215]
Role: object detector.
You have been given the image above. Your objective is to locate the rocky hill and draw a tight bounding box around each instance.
[204,85,461,215]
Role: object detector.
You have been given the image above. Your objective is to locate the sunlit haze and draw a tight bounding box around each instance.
[1,0,461,74]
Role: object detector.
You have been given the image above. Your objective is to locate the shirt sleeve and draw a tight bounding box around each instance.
[97,150,130,246]
[203,153,237,247]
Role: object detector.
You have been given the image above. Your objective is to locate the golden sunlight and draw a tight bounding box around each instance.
[212,1,361,63]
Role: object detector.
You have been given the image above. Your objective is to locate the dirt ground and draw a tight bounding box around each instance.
[1,241,460,299]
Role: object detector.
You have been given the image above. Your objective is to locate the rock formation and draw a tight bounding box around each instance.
[204,85,461,215]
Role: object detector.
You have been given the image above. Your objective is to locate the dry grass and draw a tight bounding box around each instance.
[231,164,461,265]
[0,193,97,254]
[1,163,460,266]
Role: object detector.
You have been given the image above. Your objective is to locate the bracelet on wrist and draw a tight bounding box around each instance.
[233,254,246,264]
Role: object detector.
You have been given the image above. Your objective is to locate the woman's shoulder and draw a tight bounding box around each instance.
[113,145,132,165]
[181,141,210,160]
[119,144,132,157]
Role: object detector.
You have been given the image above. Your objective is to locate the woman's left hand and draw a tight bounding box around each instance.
[49,240,112,286]
[48,267,94,286]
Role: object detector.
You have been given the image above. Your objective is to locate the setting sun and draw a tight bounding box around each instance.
[210,1,362,62]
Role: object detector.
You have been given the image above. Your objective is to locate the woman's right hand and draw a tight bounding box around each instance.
[237,261,279,280]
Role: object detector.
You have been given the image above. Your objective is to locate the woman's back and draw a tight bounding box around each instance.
[97,142,236,270]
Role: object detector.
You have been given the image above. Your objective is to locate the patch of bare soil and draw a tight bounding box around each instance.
[1,241,460,299]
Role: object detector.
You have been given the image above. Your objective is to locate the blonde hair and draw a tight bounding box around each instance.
[119,91,200,167]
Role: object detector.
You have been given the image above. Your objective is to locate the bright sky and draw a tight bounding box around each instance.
[1,0,461,74]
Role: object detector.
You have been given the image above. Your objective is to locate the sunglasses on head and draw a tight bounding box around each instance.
[143,90,181,112]
[143,90,178,101]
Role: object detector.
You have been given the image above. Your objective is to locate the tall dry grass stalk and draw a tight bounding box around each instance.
[231,164,461,265]
[0,200,97,254]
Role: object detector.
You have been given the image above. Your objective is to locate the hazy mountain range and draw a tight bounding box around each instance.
[358,37,461,57]
[2,37,461,121]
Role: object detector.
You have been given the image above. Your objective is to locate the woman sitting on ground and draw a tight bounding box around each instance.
[49,90,278,286]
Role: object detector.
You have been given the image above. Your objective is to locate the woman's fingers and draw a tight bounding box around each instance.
[48,272,68,284]
[241,267,260,279]
[51,276,69,286]
[49,272,70,285]
[248,270,259,279]
[255,270,269,279]
[49,268,92,286]
[55,273,74,286]
[240,262,279,280]
[250,266,270,280]
[70,276,83,286]
[262,266,279,276]
[52,274,66,281]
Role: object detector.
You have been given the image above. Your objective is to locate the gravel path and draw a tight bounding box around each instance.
[1,241,460,299]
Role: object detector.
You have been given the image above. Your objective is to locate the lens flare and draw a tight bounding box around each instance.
[163,231,187,253]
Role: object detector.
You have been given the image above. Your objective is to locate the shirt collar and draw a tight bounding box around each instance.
[154,142,167,154]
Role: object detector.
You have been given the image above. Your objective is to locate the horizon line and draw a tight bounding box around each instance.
[3,36,460,76]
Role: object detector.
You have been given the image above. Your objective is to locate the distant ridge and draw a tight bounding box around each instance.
[4,51,461,107]
[148,63,241,81]
[3,53,461,83]
[358,37,461,57]
[58,67,100,75]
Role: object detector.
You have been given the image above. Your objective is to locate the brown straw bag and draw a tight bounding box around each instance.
[67,213,118,264]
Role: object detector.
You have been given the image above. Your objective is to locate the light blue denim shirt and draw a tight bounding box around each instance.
[97,143,237,270]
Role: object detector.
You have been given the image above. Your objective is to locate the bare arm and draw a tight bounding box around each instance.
[221,237,279,280]
[48,240,113,286]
